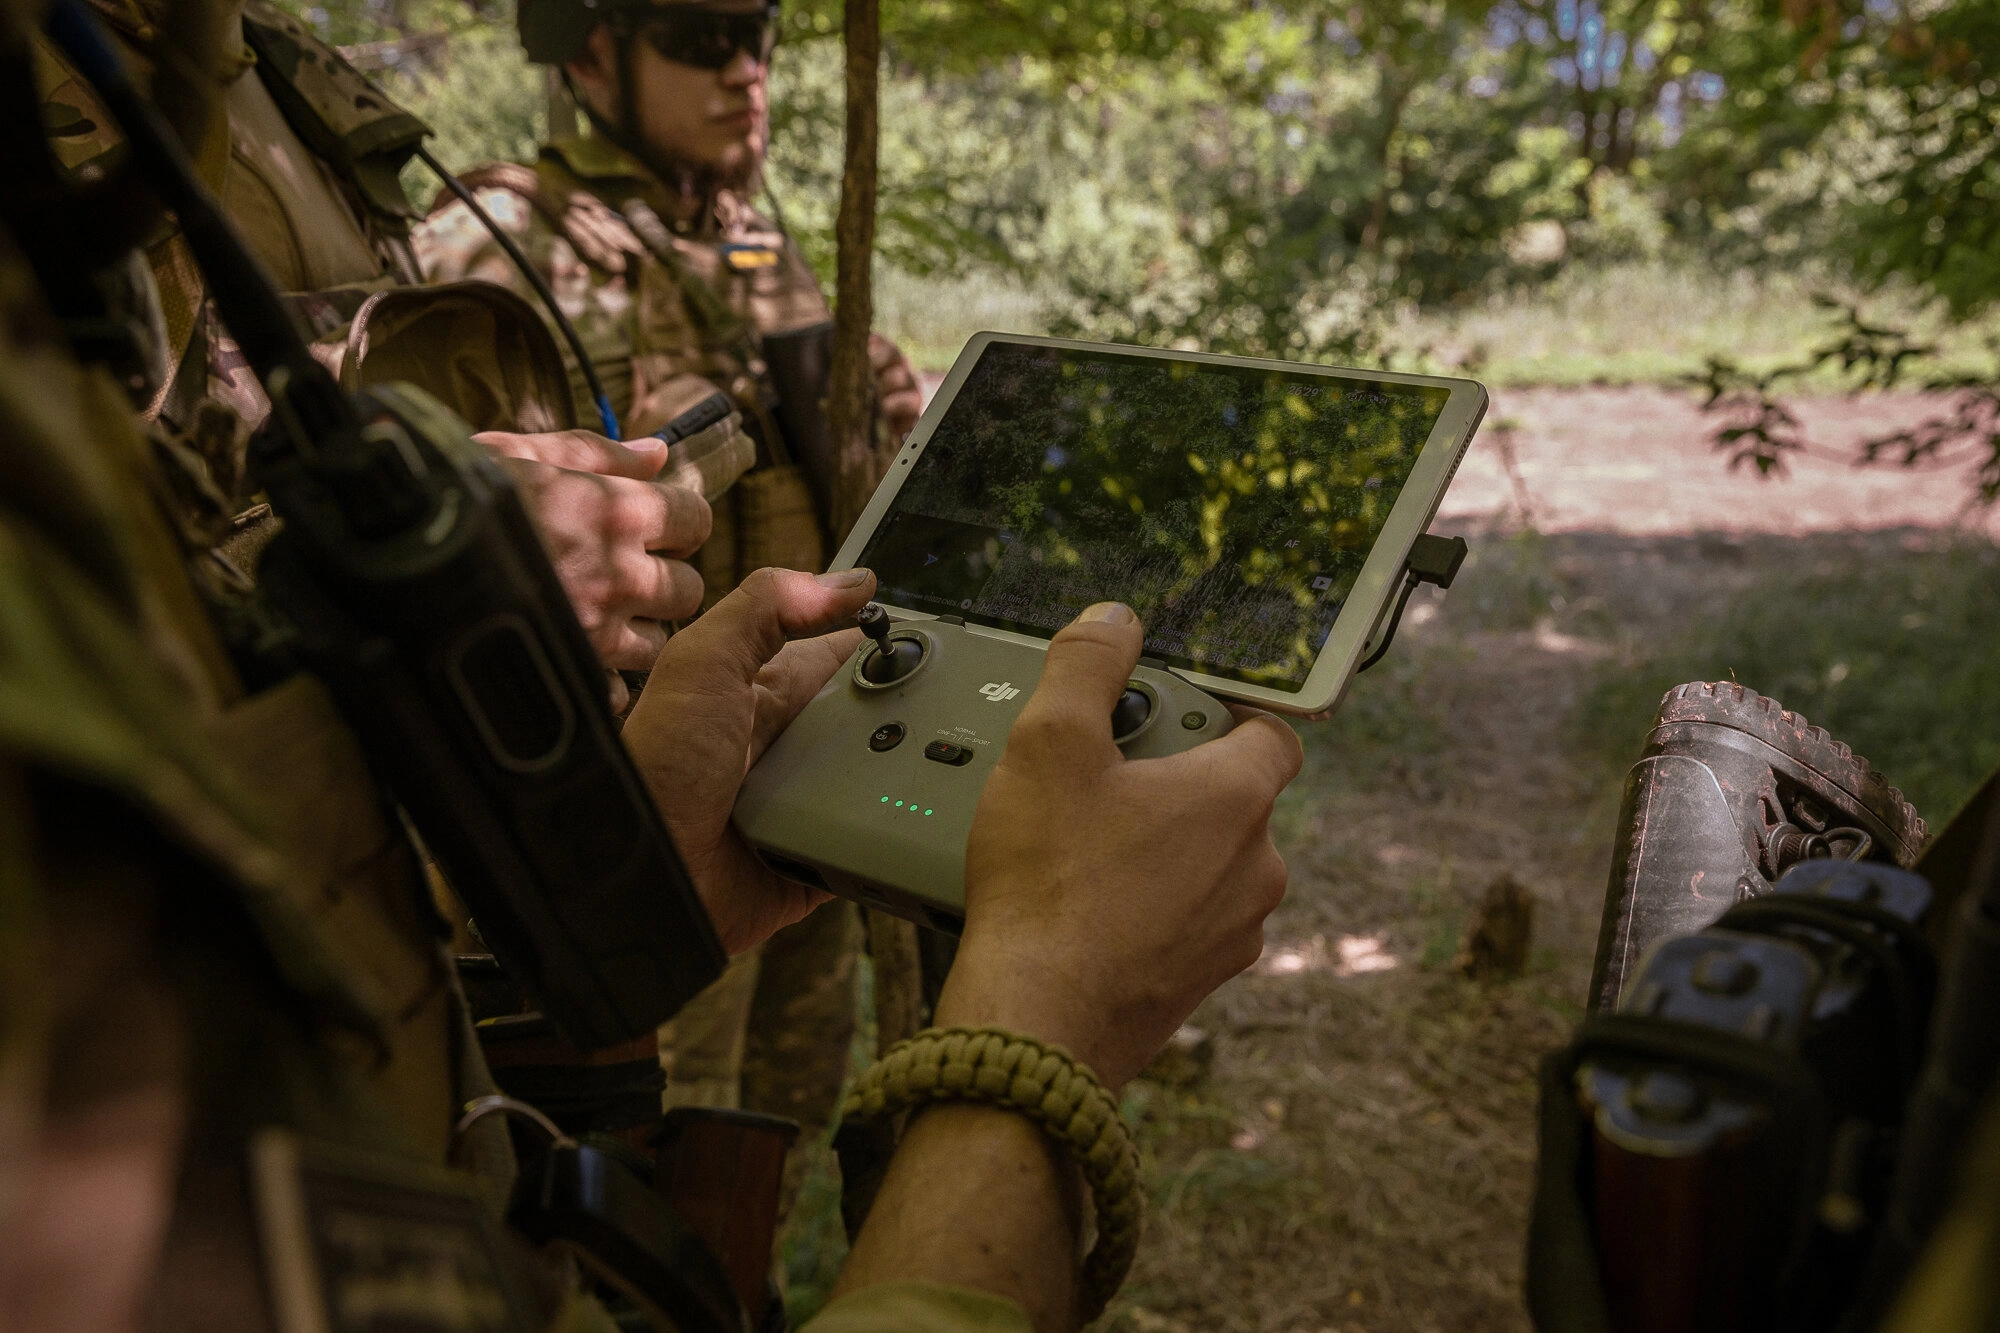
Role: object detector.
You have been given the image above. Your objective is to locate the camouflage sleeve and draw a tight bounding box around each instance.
[413,185,638,431]
[798,1281,1033,1333]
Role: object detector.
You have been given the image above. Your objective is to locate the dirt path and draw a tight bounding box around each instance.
[1440,386,1996,537]
[918,372,1995,538]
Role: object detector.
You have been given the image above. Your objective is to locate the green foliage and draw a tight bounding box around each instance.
[1840,5,2000,318]
[388,25,547,199]
[777,0,1228,76]
[1691,295,2000,501]
[273,0,546,207]
[291,0,1998,369]
[1696,0,1999,314]
[768,41,1053,282]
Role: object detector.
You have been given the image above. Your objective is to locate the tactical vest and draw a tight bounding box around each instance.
[0,189,527,1238]
[37,0,577,531]
[23,0,521,1195]
[445,141,887,597]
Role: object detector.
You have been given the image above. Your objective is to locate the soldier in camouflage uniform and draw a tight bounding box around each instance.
[411,3,922,595]
[37,0,746,1155]
[0,110,1036,1333]
[41,0,865,1247]
[5,7,1313,1331]
[37,0,736,680]
[0,197,1258,1333]
[413,0,920,1169]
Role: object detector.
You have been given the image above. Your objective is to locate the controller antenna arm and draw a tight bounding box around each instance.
[1357,534,1468,673]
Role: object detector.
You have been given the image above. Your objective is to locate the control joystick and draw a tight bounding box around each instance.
[1110,687,1152,741]
[857,604,925,684]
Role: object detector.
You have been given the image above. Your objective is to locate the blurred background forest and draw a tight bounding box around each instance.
[302,0,1998,390]
[289,1,2000,1327]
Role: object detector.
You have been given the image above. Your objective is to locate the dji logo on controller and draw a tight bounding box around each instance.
[978,681,1022,704]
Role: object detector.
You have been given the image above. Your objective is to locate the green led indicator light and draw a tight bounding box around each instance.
[895,800,904,808]
[908,803,918,812]
[880,795,889,803]
[924,808,934,816]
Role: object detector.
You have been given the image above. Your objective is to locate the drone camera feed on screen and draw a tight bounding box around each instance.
[856,340,1456,691]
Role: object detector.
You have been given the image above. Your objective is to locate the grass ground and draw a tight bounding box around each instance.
[778,525,2000,1331]
[879,261,2000,390]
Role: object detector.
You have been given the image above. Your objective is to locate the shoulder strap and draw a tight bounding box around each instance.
[238,0,428,222]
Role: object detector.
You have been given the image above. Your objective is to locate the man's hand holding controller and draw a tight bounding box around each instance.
[832,601,1302,1330]
[622,575,1303,1329]
[950,600,1304,1087]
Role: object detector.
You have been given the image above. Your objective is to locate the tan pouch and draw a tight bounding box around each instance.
[732,464,825,578]
[339,281,579,434]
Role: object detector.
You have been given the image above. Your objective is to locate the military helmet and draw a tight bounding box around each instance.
[520,0,633,65]
[518,0,776,67]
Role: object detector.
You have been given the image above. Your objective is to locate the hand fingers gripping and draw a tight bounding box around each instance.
[1208,706,1306,801]
[868,335,921,405]
[873,349,918,396]
[1141,706,1301,877]
[1198,711,1302,938]
[599,615,670,671]
[475,428,669,480]
[747,626,866,762]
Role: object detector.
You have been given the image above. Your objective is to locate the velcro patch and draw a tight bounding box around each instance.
[722,245,780,271]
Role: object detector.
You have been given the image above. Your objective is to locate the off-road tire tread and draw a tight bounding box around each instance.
[1655,681,1927,858]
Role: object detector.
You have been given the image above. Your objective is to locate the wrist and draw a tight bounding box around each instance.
[934,940,1129,1091]
[839,1026,1140,1326]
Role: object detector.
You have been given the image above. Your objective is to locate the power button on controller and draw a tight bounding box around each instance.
[869,723,905,752]
[923,740,974,766]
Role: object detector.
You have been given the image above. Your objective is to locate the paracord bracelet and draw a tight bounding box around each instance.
[840,1025,1143,1322]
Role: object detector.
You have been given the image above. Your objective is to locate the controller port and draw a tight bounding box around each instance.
[759,851,828,891]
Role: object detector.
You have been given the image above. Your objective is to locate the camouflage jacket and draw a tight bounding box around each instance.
[38,0,581,549]
[415,136,879,594]
[0,199,1025,1333]
[0,78,615,1304]
[413,136,826,440]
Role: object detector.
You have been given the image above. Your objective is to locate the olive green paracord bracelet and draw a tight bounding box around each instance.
[840,1025,1143,1322]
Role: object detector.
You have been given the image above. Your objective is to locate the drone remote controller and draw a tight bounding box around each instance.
[732,608,1233,931]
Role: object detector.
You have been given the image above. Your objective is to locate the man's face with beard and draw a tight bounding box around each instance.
[570,0,772,189]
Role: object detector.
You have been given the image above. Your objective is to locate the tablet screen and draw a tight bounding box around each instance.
[856,341,1451,689]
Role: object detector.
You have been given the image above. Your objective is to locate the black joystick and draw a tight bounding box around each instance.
[858,604,925,684]
[1110,686,1152,741]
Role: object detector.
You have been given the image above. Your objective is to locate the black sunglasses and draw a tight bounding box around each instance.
[636,4,781,70]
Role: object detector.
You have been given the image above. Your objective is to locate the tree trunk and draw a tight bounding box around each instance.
[866,910,925,1052]
[1360,72,1412,254]
[826,0,880,540]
